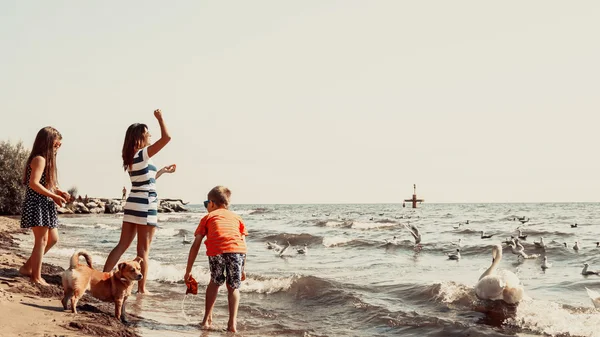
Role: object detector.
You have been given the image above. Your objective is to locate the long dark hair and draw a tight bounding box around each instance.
[23,126,62,189]
[122,123,147,170]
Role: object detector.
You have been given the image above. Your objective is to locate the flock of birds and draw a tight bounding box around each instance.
[380,216,600,308]
[180,215,600,309]
[265,241,308,257]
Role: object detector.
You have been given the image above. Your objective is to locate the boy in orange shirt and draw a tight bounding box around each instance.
[184,186,248,333]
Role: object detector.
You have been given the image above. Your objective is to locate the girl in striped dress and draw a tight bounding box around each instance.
[103,109,175,294]
[19,126,71,285]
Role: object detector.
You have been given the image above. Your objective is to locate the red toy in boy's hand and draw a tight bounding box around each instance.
[186,275,198,295]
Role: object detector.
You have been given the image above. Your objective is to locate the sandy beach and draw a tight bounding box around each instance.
[0,216,140,337]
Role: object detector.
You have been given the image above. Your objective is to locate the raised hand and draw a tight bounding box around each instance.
[164,164,176,174]
[154,109,163,120]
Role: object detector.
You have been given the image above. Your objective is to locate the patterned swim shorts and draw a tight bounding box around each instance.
[207,253,246,289]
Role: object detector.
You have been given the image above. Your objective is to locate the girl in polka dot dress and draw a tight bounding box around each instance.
[19,126,71,286]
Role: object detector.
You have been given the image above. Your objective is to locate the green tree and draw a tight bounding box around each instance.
[0,141,30,215]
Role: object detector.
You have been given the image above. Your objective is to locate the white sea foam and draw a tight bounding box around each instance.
[506,299,600,336]
[324,221,344,227]
[322,237,352,247]
[155,227,180,237]
[240,276,295,294]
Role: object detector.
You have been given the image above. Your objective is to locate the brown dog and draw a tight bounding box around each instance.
[61,250,143,322]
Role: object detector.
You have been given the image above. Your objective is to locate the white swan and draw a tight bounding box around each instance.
[541,256,552,270]
[182,235,192,244]
[447,248,461,260]
[586,287,600,308]
[475,244,525,304]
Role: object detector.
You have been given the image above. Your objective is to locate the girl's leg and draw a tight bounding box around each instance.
[136,225,156,294]
[29,226,49,285]
[226,284,241,332]
[103,222,137,272]
[20,228,59,276]
[202,281,220,329]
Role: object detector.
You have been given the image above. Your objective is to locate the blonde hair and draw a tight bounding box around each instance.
[207,186,231,207]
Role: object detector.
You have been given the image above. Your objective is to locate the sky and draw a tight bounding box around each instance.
[2,1,600,204]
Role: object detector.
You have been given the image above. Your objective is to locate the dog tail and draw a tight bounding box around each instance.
[70,250,93,269]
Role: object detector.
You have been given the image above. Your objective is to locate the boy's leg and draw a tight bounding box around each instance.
[203,255,226,329]
[224,253,245,332]
[202,281,219,329]
[226,284,240,332]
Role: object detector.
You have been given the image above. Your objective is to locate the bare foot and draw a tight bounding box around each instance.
[31,278,49,286]
[227,324,237,333]
[201,316,212,330]
[19,265,32,277]
[136,289,152,296]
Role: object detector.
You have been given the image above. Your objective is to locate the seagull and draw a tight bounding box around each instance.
[517,229,528,240]
[586,287,600,308]
[509,239,539,259]
[533,237,545,249]
[597,242,600,248]
[404,224,422,246]
[518,217,530,224]
[573,241,580,251]
[384,236,399,245]
[541,256,552,270]
[182,235,192,244]
[480,231,494,239]
[571,223,578,228]
[563,242,568,248]
[581,263,600,276]
[278,241,291,257]
[297,244,308,254]
[454,220,469,229]
[447,249,461,260]
[266,241,282,251]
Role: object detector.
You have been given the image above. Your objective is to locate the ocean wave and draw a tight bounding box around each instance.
[314,220,352,228]
[322,236,353,247]
[249,208,272,215]
[506,299,600,336]
[263,233,322,246]
[351,221,399,230]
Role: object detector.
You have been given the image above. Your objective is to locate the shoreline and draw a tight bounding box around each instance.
[0,216,141,337]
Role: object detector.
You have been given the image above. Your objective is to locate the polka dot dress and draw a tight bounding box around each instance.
[20,166,59,229]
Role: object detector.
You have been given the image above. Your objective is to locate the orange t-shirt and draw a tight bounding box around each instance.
[194,208,248,256]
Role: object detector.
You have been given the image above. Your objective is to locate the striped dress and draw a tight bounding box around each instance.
[123,147,158,226]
